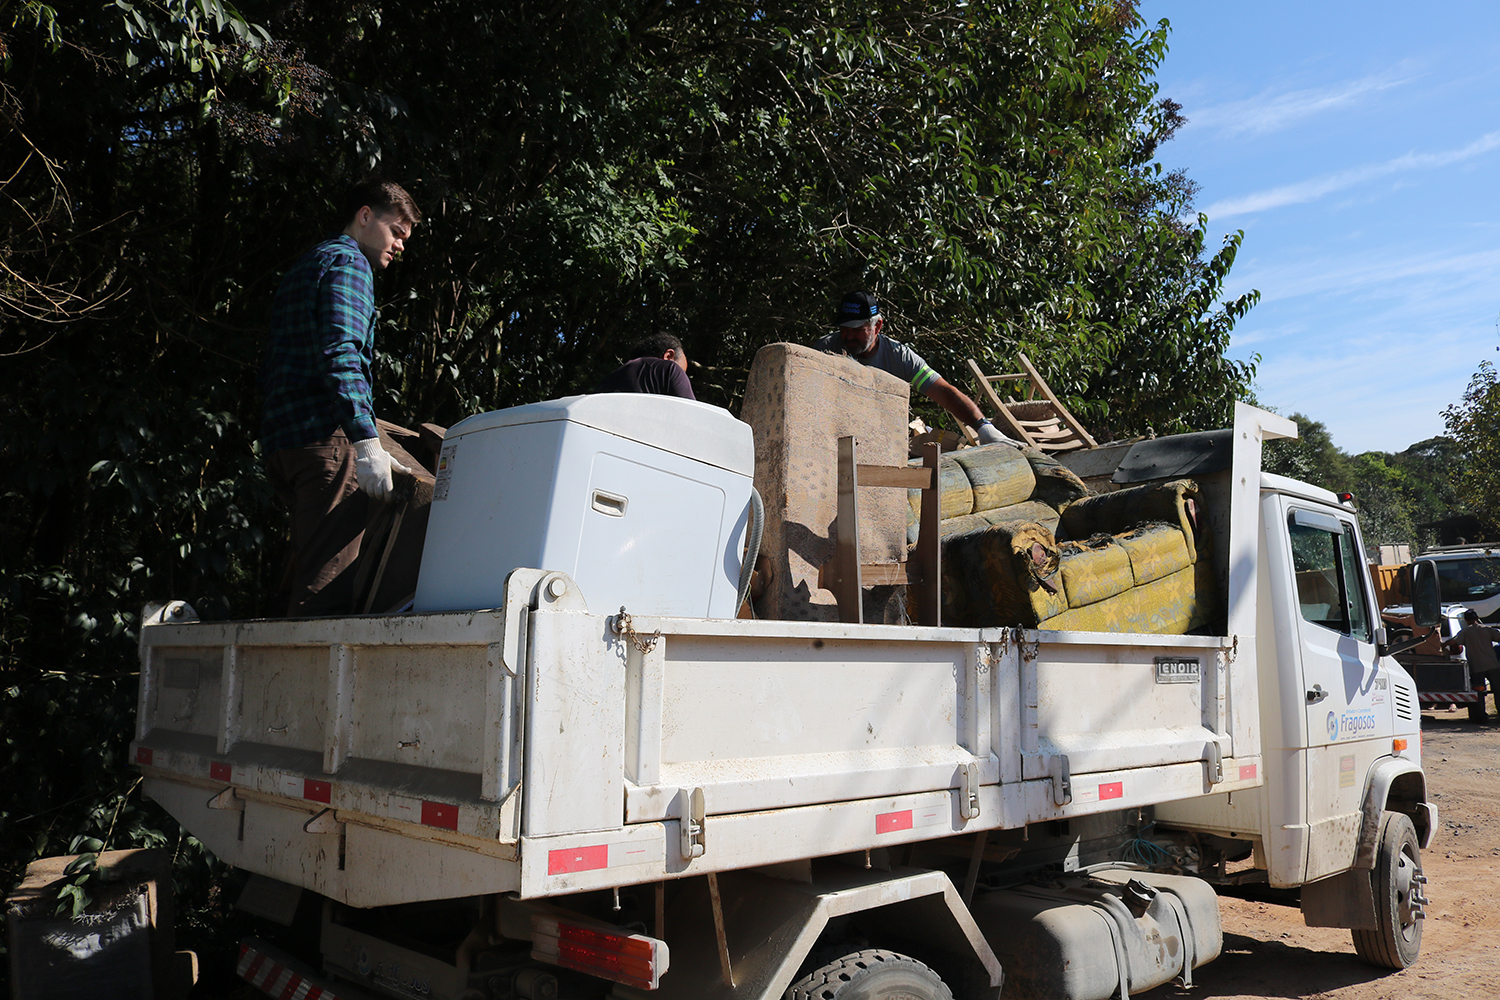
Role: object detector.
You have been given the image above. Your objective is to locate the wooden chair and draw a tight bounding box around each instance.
[967,354,1098,453]
[818,438,942,626]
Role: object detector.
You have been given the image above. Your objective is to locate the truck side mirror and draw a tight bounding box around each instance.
[1411,560,1440,628]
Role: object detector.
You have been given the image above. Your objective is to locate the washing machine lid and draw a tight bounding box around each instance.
[444,394,755,475]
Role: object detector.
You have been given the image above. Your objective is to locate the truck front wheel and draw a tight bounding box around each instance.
[1352,811,1425,968]
[785,949,954,1000]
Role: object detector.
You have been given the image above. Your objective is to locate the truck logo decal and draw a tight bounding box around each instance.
[1327,711,1378,742]
[1155,657,1200,684]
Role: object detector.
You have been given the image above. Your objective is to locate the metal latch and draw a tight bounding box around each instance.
[1205,741,1224,784]
[679,787,706,860]
[1050,755,1072,806]
[958,762,981,821]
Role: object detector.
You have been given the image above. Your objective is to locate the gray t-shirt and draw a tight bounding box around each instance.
[1453,623,1500,675]
[814,333,940,393]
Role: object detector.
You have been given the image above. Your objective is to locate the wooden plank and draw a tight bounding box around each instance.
[856,465,934,489]
[909,443,942,627]
[860,564,909,586]
[834,436,863,624]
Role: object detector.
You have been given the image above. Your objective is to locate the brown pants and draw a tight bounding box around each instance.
[266,429,370,617]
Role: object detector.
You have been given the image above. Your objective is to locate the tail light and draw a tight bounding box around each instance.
[531,913,670,990]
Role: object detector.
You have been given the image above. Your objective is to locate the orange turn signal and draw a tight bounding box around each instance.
[1393,738,1408,754]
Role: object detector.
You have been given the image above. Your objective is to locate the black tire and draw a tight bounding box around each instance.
[785,949,954,1000]
[1352,811,1425,968]
[1468,698,1488,722]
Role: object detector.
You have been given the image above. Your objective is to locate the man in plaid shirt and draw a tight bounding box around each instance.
[260,177,420,616]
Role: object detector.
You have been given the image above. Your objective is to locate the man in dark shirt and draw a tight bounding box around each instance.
[261,177,420,615]
[596,333,695,398]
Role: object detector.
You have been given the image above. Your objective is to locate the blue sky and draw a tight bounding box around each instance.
[1146,2,1500,454]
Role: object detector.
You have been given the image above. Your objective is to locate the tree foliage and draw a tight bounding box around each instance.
[1263,414,1468,554]
[0,0,1262,980]
[1442,361,1500,539]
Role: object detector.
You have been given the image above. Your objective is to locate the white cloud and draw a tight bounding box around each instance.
[1187,71,1412,138]
[1252,327,1482,453]
[1230,246,1500,306]
[1201,131,1500,219]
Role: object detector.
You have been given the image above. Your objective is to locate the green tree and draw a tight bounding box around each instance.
[0,1,1263,981]
[1263,415,1471,554]
[1388,436,1467,549]
[1443,361,1500,539]
[1263,413,1353,489]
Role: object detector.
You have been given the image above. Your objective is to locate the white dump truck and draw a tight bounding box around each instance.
[132,400,1440,1000]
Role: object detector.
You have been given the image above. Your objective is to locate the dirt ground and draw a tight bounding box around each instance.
[1139,708,1500,1000]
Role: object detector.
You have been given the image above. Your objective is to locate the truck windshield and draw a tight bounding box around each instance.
[1434,557,1500,603]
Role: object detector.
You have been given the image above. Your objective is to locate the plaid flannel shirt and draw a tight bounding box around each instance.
[260,234,381,453]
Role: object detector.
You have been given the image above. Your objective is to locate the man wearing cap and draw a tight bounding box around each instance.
[1443,608,1500,721]
[814,291,1019,447]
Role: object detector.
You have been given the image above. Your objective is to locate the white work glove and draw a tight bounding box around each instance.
[975,421,1022,448]
[353,437,412,501]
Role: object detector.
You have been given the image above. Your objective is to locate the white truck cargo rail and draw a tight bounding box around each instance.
[133,570,1256,908]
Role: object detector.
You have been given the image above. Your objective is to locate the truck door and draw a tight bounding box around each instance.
[1285,505,1387,880]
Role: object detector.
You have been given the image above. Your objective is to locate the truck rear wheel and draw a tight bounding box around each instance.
[785,949,953,1000]
[1352,811,1424,968]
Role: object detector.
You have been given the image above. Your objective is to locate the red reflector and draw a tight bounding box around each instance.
[875,809,913,834]
[1099,781,1123,800]
[532,914,668,990]
[210,761,232,781]
[421,801,459,831]
[548,844,609,875]
[135,747,153,766]
[558,923,657,960]
[1240,764,1258,781]
[303,779,332,803]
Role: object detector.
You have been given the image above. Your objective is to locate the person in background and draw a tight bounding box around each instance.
[1444,608,1500,722]
[814,291,1018,447]
[596,333,695,398]
[260,176,420,616]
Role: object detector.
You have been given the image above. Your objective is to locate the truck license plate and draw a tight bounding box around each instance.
[1155,657,1200,684]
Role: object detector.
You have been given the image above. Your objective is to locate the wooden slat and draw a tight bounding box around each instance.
[967,359,1037,447]
[833,436,863,624]
[860,564,909,586]
[1017,353,1098,449]
[909,443,942,627]
[856,465,934,489]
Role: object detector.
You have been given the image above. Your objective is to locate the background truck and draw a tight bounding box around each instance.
[131,402,1440,1000]
[1380,546,1500,718]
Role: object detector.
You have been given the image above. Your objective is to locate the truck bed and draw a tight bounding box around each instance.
[133,569,1260,908]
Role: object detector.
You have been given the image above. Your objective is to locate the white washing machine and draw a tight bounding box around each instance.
[413,393,755,618]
